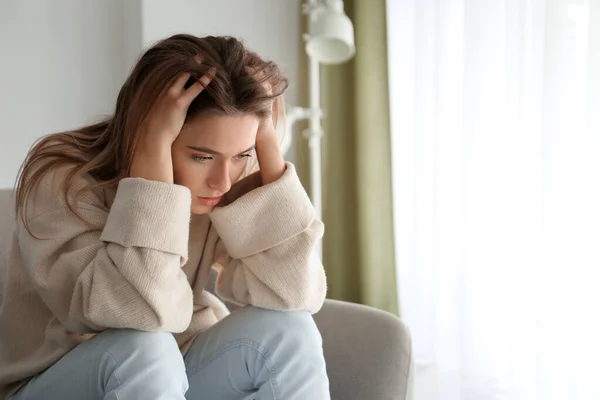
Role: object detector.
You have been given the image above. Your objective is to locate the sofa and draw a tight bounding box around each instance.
[0,187,413,399]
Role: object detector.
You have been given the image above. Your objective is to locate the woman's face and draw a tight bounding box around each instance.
[172,113,260,215]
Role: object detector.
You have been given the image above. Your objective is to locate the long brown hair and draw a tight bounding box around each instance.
[15,34,288,233]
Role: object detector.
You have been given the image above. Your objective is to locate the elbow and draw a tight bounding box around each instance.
[280,269,328,314]
[275,288,326,314]
[300,280,328,314]
[301,257,328,313]
[145,290,194,333]
[250,280,326,313]
[77,286,194,333]
[162,295,194,332]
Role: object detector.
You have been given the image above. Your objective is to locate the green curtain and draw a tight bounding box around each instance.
[295,0,398,315]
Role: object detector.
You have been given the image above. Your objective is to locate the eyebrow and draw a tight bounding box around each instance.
[186,145,256,156]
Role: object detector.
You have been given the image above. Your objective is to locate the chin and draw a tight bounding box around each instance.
[191,205,214,215]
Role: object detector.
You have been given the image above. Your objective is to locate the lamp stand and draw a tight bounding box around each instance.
[286,55,324,258]
[284,0,354,259]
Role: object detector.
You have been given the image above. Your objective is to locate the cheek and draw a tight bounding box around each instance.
[231,160,250,183]
[172,154,206,190]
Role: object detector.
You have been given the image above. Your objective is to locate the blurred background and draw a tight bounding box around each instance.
[2,1,600,399]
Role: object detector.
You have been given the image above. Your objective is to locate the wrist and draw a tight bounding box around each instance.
[137,134,173,154]
[255,128,278,147]
[256,138,285,185]
[130,139,174,183]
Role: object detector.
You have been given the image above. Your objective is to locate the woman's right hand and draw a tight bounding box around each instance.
[143,71,213,146]
[129,70,213,183]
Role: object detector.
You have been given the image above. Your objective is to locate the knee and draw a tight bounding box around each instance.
[236,306,323,348]
[88,329,188,395]
[96,329,184,368]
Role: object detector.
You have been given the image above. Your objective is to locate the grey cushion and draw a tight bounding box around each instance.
[314,299,414,400]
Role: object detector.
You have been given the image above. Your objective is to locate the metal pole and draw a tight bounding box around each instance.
[307,56,323,258]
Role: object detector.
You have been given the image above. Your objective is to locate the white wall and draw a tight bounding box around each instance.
[0,0,302,188]
[0,0,124,188]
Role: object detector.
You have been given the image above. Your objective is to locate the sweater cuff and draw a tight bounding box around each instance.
[209,163,315,259]
[220,170,263,206]
[101,178,192,259]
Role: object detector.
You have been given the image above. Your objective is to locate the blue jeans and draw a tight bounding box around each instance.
[10,306,330,399]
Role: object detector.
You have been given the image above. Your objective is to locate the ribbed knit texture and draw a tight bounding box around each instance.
[0,162,326,399]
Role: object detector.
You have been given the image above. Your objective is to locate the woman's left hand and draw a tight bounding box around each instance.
[256,97,286,185]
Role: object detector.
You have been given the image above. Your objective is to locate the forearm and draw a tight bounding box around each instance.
[22,177,194,333]
[209,162,325,312]
[256,134,286,185]
[214,221,327,312]
[129,139,174,184]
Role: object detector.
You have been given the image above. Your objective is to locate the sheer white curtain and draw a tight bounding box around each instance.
[387,0,600,399]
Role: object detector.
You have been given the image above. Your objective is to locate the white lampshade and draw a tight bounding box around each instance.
[305,0,355,65]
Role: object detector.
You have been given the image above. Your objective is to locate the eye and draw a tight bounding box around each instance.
[192,155,212,162]
[234,154,252,161]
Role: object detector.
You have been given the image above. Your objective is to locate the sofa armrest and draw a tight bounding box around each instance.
[313,299,414,400]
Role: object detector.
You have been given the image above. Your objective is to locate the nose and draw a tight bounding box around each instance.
[207,161,232,194]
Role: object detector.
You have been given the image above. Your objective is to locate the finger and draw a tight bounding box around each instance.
[180,69,215,105]
[245,65,273,95]
[171,72,192,93]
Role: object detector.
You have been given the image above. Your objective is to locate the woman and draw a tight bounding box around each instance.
[0,34,329,400]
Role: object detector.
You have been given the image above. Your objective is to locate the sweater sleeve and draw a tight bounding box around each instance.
[208,163,327,313]
[17,170,194,333]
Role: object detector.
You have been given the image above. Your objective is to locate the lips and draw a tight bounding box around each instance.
[197,196,223,207]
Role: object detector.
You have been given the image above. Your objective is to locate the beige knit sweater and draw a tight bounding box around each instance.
[0,162,326,399]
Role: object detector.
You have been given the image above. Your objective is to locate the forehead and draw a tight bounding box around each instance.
[180,114,259,151]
